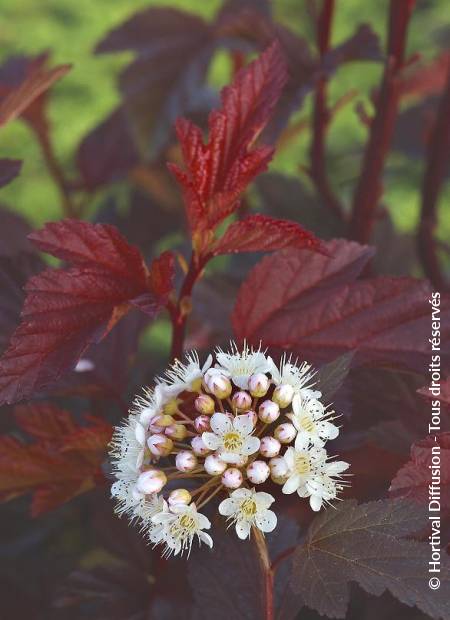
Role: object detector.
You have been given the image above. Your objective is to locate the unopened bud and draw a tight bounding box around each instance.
[232,391,252,411]
[163,398,180,415]
[150,414,174,433]
[259,436,281,458]
[204,454,227,475]
[168,488,191,509]
[175,450,198,472]
[165,423,187,441]
[248,373,270,397]
[205,372,232,399]
[136,469,167,494]
[272,384,294,408]
[191,435,210,456]
[246,460,270,484]
[274,423,296,444]
[194,415,211,433]
[221,467,243,489]
[258,400,280,424]
[195,394,215,415]
[147,434,173,457]
[269,456,289,482]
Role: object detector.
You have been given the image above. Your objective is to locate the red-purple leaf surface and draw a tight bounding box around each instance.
[211,214,325,256]
[169,42,287,235]
[0,55,71,128]
[233,240,449,368]
[0,220,173,405]
[390,434,450,515]
[0,158,21,188]
[290,499,450,619]
[0,404,111,516]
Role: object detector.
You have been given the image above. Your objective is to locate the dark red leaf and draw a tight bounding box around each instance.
[0,220,172,404]
[76,106,140,191]
[169,42,287,235]
[211,214,325,256]
[0,404,110,515]
[0,158,21,188]
[233,240,449,369]
[390,433,450,515]
[399,51,450,100]
[289,499,450,620]
[418,376,450,408]
[0,55,70,128]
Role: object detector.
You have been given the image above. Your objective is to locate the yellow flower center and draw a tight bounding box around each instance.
[223,431,243,451]
[294,454,311,474]
[300,415,315,433]
[240,498,257,517]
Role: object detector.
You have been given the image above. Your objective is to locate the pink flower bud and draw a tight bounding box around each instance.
[269,457,289,483]
[258,400,280,424]
[221,467,243,489]
[165,423,187,441]
[204,454,227,475]
[191,435,210,456]
[274,423,296,444]
[205,372,232,399]
[246,460,270,484]
[168,488,191,509]
[195,394,215,415]
[147,434,173,457]
[136,469,167,494]
[248,373,270,397]
[175,450,198,472]
[259,436,281,458]
[272,384,294,408]
[231,391,252,411]
[150,414,174,434]
[194,415,211,433]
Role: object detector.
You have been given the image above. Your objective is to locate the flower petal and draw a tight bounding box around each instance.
[242,435,260,455]
[219,498,239,516]
[309,494,323,511]
[219,450,242,464]
[233,414,253,435]
[282,474,301,494]
[283,447,295,469]
[326,460,349,475]
[202,432,221,450]
[292,392,302,415]
[210,412,232,435]
[236,520,251,540]
[255,509,277,533]
[294,432,309,450]
[255,491,275,509]
[199,531,214,548]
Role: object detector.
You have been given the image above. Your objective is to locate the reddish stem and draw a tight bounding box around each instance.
[348,0,415,243]
[309,0,345,220]
[270,545,296,574]
[417,64,450,291]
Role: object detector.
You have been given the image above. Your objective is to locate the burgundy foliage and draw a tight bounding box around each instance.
[0,1,449,619]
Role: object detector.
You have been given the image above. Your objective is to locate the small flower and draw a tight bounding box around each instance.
[219,488,277,539]
[306,460,350,511]
[164,352,213,394]
[268,355,319,399]
[288,393,339,449]
[151,502,213,557]
[281,446,327,496]
[202,412,260,464]
[215,342,270,390]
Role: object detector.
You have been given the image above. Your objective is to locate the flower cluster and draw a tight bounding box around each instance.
[110,343,349,557]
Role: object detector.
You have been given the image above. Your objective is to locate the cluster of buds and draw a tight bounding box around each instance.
[110,343,349,557]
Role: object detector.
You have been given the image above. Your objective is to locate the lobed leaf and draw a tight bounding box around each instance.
[0,158,21,188]
[0,220,174,405]
[211,214,325,256]
[289,499,450,619]
[169,41,287,235]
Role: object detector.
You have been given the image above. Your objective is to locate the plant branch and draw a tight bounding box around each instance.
[348,0,415,243]
[417,64,450,290]
[309,0,345,220]
[271,545,296,574]
[253,528,274,620]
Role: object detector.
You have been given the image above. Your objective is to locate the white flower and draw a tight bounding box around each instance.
[219,488,277,539]
[163,351,213,394]
[288,393,339,449]
[214,342,270,389]
[268,355,320,399]
[151,503,213,557]
[202,412,260,464]
[281,445,327,496]
[306,460,350,511]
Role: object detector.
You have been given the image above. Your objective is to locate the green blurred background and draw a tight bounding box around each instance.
[0,0,448,235]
